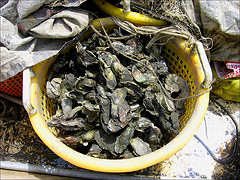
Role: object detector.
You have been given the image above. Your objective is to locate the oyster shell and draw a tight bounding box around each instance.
[47,117,91,131]
[75,77,96,93]
[112,56,125,74]
[86,144,109,159]
[130,137,152,156]
[135,117,152,132]
[107,118,123,133]
[62,73,76,91]
[159,115,179,135]
[85,70,97,79]
[151,60,169,76]
[129,104,141,112]
[59,135,80,147]
[97,51,114,66]
[108,104,130,132]
[146,123,162,151]
[98,95,111,126]
[82,78,96,88]
[171,111,180,130]
[126,38,144,55]
[61,106,82,120]
[155,92,175,112]
[111,41,130,54]
[97,51,117,90]
[164,74,183,93]
[80,130,96,142]
[76,43,98,67]
[85,90,97,102]
[86,144,102,158]
[115,126,135,154]
[46,78,62,99]
[111,88,127,105]
[111,55,133,84]
[77,130,96,146]
[120,149,135,159]
[94,130,117,156]
[96,85,107,98]
[102,67,117,90]
[81,101,99,122]
[125,81,143,101]
[61,98,73,114]
[47,55,69,80]
[143,90,159,116]
[132,65,157,86]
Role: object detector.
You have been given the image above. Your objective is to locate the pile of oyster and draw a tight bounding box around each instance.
[46,30,189,159]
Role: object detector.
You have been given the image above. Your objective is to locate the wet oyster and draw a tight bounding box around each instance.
[47,117,91,131]
[46,78,62,99]
[98,52,117,90]
[111,55,133,84]
[130,137,152,156]
[132,65,157,85]
[143,90,159,116]
[120,149,135,159]
[98,92,111,132]
[146,123,162,151]
[115,126,134,154]
[61,98,73,114]
[59,135,80,147]
[94,130,117,156]
[81,102,99,122]
[86,144,109,159]
[135,117,152,132]
[76,43,98,67]
[101,67,117,90]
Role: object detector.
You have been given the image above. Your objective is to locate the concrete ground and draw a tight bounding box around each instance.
[0,169,78,180]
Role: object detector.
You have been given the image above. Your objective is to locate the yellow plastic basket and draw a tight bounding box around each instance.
[23,18,211,173]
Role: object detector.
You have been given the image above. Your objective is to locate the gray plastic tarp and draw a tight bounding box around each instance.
[0,0,88,82]
[183,0,240,62]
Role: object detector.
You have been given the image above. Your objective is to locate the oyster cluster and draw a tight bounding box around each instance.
[46,31,189,159]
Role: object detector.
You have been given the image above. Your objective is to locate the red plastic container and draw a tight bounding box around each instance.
[0,72,23,96]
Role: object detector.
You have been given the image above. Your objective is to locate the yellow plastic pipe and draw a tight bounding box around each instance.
[93,0,168,26]
[91,17,117,31]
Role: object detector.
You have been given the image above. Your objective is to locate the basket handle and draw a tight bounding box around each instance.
[23,67,37,115]
[196,41,212,89]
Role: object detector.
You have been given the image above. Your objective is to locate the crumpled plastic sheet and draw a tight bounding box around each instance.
[183,0,240,62]
[0,0,88,82]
